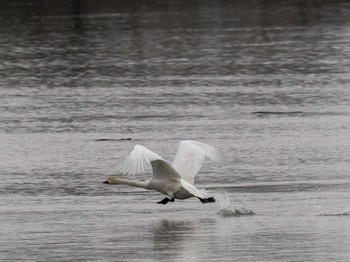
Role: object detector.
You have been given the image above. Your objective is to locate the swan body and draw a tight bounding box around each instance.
[103,140,224,204]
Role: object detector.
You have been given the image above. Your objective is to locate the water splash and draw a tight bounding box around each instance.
[216,193,255,217]
[314,197,350,216]
[318,207,350,216]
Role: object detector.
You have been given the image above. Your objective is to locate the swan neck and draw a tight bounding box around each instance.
[114,177,149,189]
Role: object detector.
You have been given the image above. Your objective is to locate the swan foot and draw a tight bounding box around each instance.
[199,197,216,204]
[157,198,175,205]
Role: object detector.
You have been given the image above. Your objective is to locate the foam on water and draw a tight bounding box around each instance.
[216,192,255,217]
[314,197,350,216]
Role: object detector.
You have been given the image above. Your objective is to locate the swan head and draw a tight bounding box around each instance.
[103,176,121,185]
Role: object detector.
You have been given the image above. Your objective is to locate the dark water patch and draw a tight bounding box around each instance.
[252,111,350,118]
[0,183,103,197]
[303,111,350,117]
[210,181,350,194]
[321,211,350,217]
[0,172,108,197]
[319,212,350,217]
[252,111,304,117]
[94,138,132,142]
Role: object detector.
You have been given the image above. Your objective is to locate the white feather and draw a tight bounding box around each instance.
[172,140,225,184]
[119,145,163,175]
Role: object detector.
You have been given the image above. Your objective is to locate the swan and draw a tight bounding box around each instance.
[103,140,225,205]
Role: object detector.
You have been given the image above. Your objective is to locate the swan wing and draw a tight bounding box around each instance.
[172,140,225,184]
[120,145,163,175]
[120,145,182,181]
[151,159,182,181]
[180,179,205,199]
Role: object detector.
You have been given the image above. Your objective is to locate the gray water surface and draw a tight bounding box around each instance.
[1,1,350,261]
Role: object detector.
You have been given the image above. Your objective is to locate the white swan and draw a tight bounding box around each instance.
[103,140,225,205]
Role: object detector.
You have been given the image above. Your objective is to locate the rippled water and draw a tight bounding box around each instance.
[1,1,350,261]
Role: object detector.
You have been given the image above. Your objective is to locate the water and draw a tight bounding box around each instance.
[1,0,350,261]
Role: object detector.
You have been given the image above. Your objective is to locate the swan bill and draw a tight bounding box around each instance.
[103,180,109,184]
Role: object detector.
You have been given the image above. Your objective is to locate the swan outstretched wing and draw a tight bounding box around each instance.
[150,159,182,181]
[172,140,225,184]
[120,145,162,175]
[120,145,181,181]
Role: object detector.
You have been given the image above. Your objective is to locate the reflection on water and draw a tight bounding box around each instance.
[151,219,195,257]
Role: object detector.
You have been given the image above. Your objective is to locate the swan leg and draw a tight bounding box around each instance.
[157,197,175,205]
[199,197,216,204]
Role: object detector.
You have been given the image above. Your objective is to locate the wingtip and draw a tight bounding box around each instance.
[217,151,225,164]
